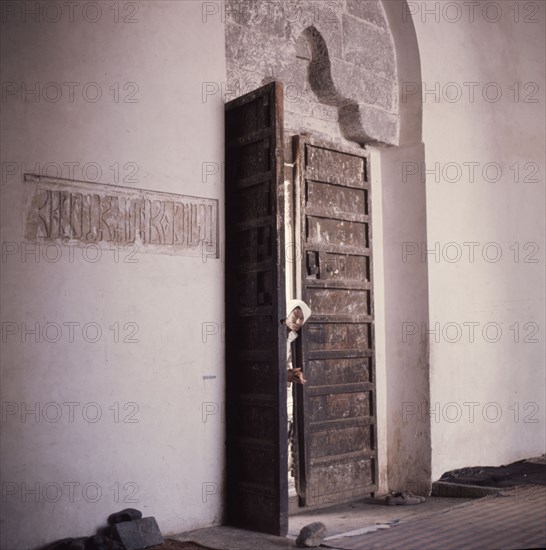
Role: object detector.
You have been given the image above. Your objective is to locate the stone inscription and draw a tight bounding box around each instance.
[24,175,218,257]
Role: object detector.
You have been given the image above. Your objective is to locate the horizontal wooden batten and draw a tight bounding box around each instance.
[304,285,371,294]
[304,314,373,323]
[309,416,376,431]
[304,245,371,257]
[310,449,376,467]
[227,127,273,149]
[303,210,369,223]
[302,176,369,188]
[307,349,374,360]
[234,215,274,232]
[306,382,375,396]
[304,208,368,224]
[235,171,274,189]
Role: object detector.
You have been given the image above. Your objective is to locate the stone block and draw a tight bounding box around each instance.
[108,509,143,525]
[342,15,396,79]
[225,67,267,102]
[331,58,396,111]
[346,0,389,30]
[226,0,289,38]
[111,517,164,550]
[226,24,296,79]
[226,1,344,59]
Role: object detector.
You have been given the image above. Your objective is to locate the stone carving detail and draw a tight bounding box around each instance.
[24,174,218,257]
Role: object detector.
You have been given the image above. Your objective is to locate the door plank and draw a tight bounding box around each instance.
[295,136,377,507]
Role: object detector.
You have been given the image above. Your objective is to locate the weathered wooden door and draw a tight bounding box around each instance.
[293,136,377,507]
[224,82,288,535]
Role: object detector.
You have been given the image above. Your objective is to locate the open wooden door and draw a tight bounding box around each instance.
[224,82,288,535]
[294,136,378,507]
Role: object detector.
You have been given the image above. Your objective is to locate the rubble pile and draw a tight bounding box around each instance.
[44,508,164,550]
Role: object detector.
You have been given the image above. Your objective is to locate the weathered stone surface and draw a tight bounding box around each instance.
[226,0,293,38]
[331,59,396,111]
[287,92,339,126]
[308,22,343,62]
[285,107,341,146]
[296,522,328,547]
[226,24,296,78]
[227,0,344,54]
[342,15,396,79]
[111,517,164,550]
[226,0,400,145]
[24,175,219,257]
[340,103,399,145]
[295,33,312,60]
[346,0,389,30]
[108,508,143,525]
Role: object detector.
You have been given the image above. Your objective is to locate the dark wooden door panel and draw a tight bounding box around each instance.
[295,136,377,507]
[225,82,288,535]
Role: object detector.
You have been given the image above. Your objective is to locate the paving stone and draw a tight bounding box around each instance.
[325,486,546,550]
[111,517,164,550]
[296,522,327,547]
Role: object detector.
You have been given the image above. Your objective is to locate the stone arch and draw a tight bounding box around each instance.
[381,0,423,145]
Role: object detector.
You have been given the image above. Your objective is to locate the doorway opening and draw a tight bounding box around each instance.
[225,82,377,536]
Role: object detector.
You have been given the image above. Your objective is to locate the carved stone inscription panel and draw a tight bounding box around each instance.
[24,175,218,257]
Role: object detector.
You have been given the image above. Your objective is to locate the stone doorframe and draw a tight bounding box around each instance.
[225,0,430,495]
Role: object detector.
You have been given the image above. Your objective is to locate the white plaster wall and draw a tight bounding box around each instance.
[377,1,431,495]
[0,2,226,548]
[411,1,546,479]
[372,143,431,494]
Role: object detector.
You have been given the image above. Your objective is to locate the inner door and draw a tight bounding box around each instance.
[294,135,377,507]
[224,82,288,535]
